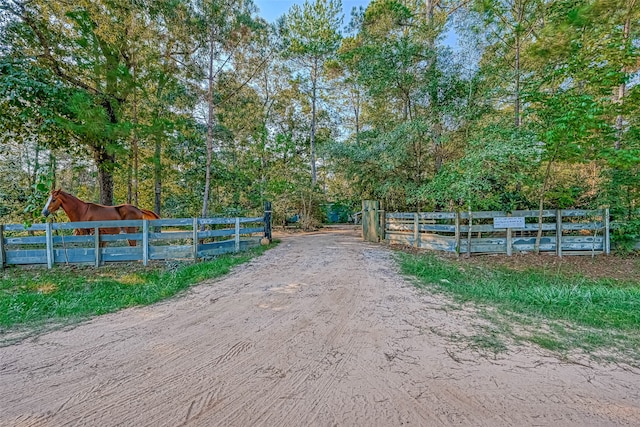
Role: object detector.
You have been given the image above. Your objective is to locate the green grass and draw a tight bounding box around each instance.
[0,242,277,335]
[528,334,566,352]
[399,253,640,362]
[469,328,508,354]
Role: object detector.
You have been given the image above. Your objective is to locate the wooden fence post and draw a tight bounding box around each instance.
[604,208,610,255]
[94,227,100,267]
[556,209,563,257]
[506,213,513,257]
[413,213,419,248]
[454,212,461,256]
[193,218,199,262]
[0,225,4,270]
[235,217,241,252]
[45,222,54,269]
[466,211,472,258]
[264,201,272,242]
[142,220,149,266]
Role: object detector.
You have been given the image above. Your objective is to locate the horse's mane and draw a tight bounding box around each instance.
[57,190,80,202]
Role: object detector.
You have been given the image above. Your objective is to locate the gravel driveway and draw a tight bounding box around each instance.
[1,226,639,426]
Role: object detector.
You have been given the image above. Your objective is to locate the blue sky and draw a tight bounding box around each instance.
[254,0,370,24]
[254,0,460,49]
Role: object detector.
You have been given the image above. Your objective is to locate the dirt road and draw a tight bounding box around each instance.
[1,226,639,426]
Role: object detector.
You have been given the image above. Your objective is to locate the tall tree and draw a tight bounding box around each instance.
[2,0,146,204]
[330,0,472,210]
[473,0,546,128]
[280,0,343,186]
[193,0,264,218]
[528,0,640,226]
[2,0,197,209]
[145,1,198,215]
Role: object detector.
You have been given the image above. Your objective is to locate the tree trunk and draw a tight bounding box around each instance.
[127,154,133,204]
[129,56,139,206]
[534,158,555,254]
[354,96,360,141]
[433,122,443,173]
[93,144,115,206]
[98,95,119,206]
[310,58,318,186]
[350,81,361,143]
[425,0,435,22]
[131,137,139,206]
[514,35,521,128]
[614,8,632,150]
[49,150,56,190]
[154,137,161,215]
[202,29,216,218]
[31,142,41,187]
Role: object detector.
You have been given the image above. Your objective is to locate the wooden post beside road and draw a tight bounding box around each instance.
[235,217,241,252]
[466,211,472,258]
[193,218,199,261]
[45,222,53,269]
[0,225,4,270]
[455,212,461,256]
[604,208,610,255]
[264,201,272,243]
[413,213,419,248]
[142,220,149,266]
[506,213,513,257]
[94,227,100,267]
[556,209,563,257]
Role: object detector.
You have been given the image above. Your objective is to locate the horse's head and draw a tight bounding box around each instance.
[42,189,63,217]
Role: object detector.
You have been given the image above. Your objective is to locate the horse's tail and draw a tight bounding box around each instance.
[140,208,161,220]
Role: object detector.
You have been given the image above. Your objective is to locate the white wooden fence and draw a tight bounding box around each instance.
[0,216,267,269]
[386,209,610,256]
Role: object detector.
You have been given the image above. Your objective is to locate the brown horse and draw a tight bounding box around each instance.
[41,189,160,246]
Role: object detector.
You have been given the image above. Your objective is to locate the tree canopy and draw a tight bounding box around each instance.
[1,0,638,240]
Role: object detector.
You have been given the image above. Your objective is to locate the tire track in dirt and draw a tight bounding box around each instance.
[1,226,640,426]
[205,243,372,425]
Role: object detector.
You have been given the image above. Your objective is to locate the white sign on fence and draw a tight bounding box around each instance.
[493,216,525,229]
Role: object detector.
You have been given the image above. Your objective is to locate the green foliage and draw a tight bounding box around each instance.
[22,172,55,226]
[610,219,640,254]
[281,0,343,59]
[323,200,353,223]
[519,0,640,227]
[329,0,480,211]
[421,125,539,211]
[1,0,639,245]
[0,58,72,148]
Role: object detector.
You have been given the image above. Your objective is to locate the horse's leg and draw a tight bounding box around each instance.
[125,227,137,246]
[100,228,119,248]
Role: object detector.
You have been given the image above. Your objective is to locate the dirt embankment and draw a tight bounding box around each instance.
[1,226,639,426]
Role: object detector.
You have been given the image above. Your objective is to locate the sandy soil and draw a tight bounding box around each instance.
[1,226,639,426]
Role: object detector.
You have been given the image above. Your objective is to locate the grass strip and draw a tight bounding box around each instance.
[0,243,276,332]
[399,253,640,331]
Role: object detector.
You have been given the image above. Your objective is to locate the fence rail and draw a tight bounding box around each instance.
[386,209,610,256]
[0,216,268,269]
